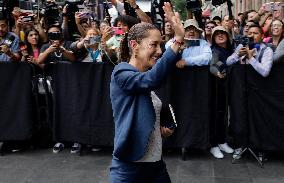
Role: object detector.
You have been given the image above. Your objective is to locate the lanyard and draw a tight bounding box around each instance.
[88,49,100,62]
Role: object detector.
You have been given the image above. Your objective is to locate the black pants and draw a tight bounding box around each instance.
[110,159,171,183]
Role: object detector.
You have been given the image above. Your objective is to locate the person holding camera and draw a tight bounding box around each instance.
[70,27,116,63]
[174,19,212,68]
[0,15,21,62]
[209,26,234,159]
[19,28,42,65]
[227,25,274,160]
[37,25,76,64]
[109,3,183,182]
[227,24,273,77]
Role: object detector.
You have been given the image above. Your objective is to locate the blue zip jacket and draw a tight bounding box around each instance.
[110,48,180,161]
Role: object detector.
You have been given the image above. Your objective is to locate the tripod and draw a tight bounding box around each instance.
[230,61,264,167]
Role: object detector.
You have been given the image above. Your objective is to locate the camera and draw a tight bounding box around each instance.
[264,2,282,11]
[234,35,254,48]
[212,0,226,6]
[22,16,34,22]
[48,32,62,41]
[186,0,202,11]
[87,36,101,46]
[43,1,60,26]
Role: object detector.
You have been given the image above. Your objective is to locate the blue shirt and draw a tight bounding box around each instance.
[110,48,180,161]
[182,39,212,66]
[0,32,20,62]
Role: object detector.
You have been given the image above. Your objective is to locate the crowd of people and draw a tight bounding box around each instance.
[0,0,284,165]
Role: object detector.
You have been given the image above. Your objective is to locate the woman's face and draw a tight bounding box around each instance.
[86,29,99,38]
[271,20,283,37]
[214,31,228,46]
[135,29,162,70]
[27,30,39,45]
[117,21,129,33]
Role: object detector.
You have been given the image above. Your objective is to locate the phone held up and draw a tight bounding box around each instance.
[112,27,125,35]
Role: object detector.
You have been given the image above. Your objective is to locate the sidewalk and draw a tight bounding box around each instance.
[0,148,284,183]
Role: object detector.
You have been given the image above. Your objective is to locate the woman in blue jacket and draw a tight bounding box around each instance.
[109,3,184,183]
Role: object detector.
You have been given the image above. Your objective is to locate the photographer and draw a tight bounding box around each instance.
[0,15,21,62]
[70,27,116,63]
[37,25,76,64]
[105,15,139,58]
[12,6,48,43]
[226,25,273,78]
[175,19,212,68]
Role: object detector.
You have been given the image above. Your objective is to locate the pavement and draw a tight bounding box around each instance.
[0,147,284,183]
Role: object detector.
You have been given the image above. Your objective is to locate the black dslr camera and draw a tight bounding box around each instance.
[44,1,60,26]
[234,35,254,49]
[212,0,226,6]
[186,0,202,11]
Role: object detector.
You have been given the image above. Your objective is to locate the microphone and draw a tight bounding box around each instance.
[3,35,15,47]
[253,43,261,51]
[0,35,15,55]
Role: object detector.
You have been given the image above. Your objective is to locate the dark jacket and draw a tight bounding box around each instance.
[110,48,179,161]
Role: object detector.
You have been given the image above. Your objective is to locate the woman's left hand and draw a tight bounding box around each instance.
[161,126,174,138]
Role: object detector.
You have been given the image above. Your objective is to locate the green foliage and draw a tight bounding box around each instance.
[171,0,187,21]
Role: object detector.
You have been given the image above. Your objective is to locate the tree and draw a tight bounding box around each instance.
[171,0,187,20]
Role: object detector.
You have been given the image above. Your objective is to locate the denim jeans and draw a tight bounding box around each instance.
[109,159,171,183]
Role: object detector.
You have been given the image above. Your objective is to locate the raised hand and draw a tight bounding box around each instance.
[163,2,184,41]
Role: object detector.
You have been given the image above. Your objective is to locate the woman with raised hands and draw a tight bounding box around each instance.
[109,2,184,183]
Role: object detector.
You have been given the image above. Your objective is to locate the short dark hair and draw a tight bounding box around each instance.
[248,24,263,34]
[0,12,8,24]
[212,16,222,22]
[113,15,140,29]
[238,12,243,16]
[47,24,62,33]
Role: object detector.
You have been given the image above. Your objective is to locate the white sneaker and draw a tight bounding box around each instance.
[232,148,243,159]
[70,143,81,154]
[218,143,234,154]
[53,143,64,153]
[210,147,224,159]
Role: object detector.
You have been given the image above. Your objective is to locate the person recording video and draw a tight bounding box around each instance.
[0,15,21,62]
[174,19,212,68]
[226,24,273,77]
[37,25,76,64]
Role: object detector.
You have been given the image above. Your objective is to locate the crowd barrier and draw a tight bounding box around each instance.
[1,61,284,151]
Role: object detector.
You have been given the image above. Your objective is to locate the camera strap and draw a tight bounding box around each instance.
[258,45,267,63]
[88,49,101,62]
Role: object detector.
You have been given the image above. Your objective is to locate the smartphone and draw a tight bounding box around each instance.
[19,42,27,51]
[112,27,125,35]
[22,16,34,22]
[185,39,200,47]
[82,12,92,19]
[265,2,282,11]
[88,36,101,46]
